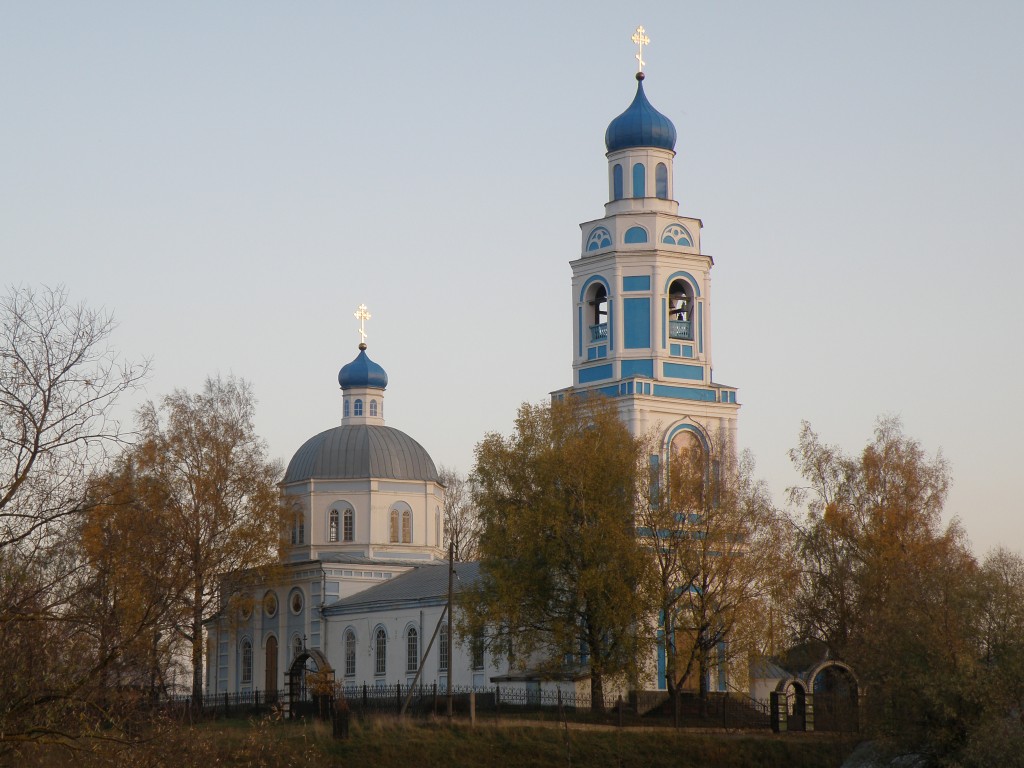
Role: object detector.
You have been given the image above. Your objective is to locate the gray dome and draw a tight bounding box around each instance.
[283,425,439,484]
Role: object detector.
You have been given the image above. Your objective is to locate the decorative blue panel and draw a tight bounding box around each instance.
[577,307,583,358]
[663,362,703,381]
[595,385,619,397]
[586,227,612,252]
[670,344,681,356]
[622,275,650,292]
[623,298,651,349]
[578,364,614,384]
[597,345,608,359]
[682,345,694,358]
[622,359,654,378]
[624,226,648,244]
[587,347,598,361]
[644,383,651,394]
[661,224,693,246]
[632,162,645,198]
[653,384,717,402]
[698,304,704,354]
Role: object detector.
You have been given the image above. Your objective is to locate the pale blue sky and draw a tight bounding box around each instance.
[3,2,1022,554]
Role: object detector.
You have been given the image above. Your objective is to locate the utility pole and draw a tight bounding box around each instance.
[447,540,454,719]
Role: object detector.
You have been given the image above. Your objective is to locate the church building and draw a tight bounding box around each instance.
[207,35,739,704]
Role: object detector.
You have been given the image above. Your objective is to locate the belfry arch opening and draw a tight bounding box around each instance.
[668,279,694,341]
[588,284,609,343]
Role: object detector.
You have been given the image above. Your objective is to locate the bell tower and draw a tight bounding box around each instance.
[554,45,739,454]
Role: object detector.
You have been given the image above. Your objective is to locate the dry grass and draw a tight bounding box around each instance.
[3,715,858,768]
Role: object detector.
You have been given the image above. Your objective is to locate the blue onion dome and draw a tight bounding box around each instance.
[338,343,388,389]
[604,73,677,153]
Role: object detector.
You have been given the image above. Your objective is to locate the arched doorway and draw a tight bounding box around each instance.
[265,636,278,703]
[811,661,859,732]
[779,679,808,731]
[285,648,334,719]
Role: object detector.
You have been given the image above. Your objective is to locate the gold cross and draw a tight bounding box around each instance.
[354,303,372,344]
[632,25,650,73]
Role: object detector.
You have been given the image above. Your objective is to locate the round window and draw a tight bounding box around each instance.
[263,592,278,617]
[290,590,303,614]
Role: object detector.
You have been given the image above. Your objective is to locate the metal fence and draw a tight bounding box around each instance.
[165,685,771,730]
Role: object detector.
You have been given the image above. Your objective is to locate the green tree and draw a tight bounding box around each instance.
[788,417,980,745]
[133,375,284,704]
[464,396,653,710]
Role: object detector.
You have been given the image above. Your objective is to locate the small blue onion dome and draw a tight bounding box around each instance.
[338,343,388,389]
[604,73,677,153]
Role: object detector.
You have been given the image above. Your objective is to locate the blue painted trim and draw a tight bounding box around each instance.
[653,384,717,402]
[661,299,667,349]
[597,345,608,359]
[682,344,694,358]
[577,307,583,358]
[622,359,654,378]
[670,343,680,356]
[624,226,649,244]
[622,275,650,292]
[663,271,701,298]
[578,363,613,384]
[578,274,611,304]
[587,347,597,361]
[608,300,614,351]
[698,303,704,354]
[663,362,703,381]
[623,298,651,349]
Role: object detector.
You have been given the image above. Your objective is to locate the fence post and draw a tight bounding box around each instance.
[495,685,500,719]
[396,683,402,714]
[432,682,437,715]
[255,688,260,708]
[470,690,476,726]
[224,691,229,717]
[363,682,368,711]
[617,695,623,728]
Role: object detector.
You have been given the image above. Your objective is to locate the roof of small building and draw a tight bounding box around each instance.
[324,561,481,614]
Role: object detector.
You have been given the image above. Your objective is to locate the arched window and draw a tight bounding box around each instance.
[668,279,695,341]
[369,399,378,417]
[344,629,356,677]
[297,512,304,544]
[656,163,668,199]
[407,626,419,673]
[265,636,278,695]
[390,509,399,543]
[354,399,363,417]
[612,163,623,200]
[401,509,412,543]
[343,508,354,542]
[374,627,387,676]
[329,509,339,542]
[241,638,253,684]
[343,399,349,418]
[632,162,645,198]
[439,625,449,672]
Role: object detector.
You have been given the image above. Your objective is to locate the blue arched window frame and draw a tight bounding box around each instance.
[632,163,646,198]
